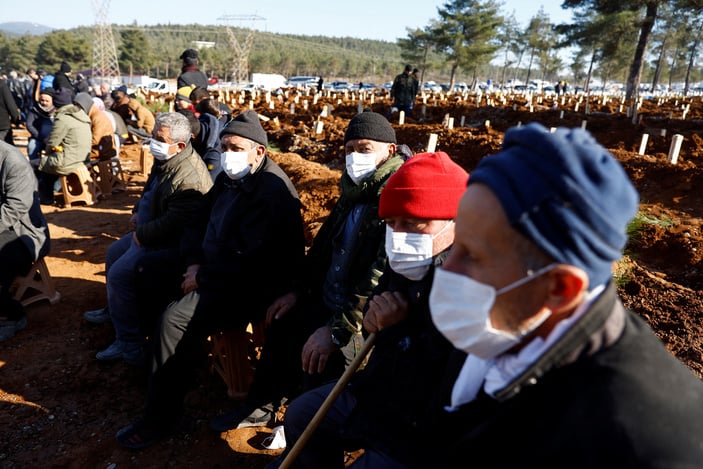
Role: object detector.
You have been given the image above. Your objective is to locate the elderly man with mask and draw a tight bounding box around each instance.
[85,112,213,365]
[210,109,405,432]
[425,123,703,467]
[269,151,469,468]
[115,110,306,450]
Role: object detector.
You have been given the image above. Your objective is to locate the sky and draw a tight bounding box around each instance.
[4,0,573,42]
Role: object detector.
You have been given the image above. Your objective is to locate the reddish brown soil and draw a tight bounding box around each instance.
[1,90,701,468]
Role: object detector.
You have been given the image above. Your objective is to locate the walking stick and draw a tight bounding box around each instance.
[279,332,377,469]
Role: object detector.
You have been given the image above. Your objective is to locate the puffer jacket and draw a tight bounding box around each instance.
[133,143,213,248]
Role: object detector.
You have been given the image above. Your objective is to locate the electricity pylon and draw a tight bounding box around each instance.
[217,14,265,83]
[92,0,121,83]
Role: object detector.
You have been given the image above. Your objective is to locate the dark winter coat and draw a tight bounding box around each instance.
[426,283,703,468]
[390,72,418,108]
[0,80,20,131]
[177,67,209,89]
[181,155,305,326]
[25,103,54,146]
[344,252,454,465]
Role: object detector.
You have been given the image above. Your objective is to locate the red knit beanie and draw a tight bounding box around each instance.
[379,152,469,219]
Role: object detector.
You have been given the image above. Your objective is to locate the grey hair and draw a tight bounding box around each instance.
[155,112,192,143]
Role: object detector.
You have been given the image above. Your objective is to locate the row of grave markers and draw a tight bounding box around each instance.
[154,86,688,165]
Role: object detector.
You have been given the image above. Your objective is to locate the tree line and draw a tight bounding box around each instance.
[1,0,702,97]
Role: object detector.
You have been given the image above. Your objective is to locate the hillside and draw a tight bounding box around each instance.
[0,22,53,36]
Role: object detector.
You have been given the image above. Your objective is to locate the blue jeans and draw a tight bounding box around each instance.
[105,234,144,344]
[105,232,180,343]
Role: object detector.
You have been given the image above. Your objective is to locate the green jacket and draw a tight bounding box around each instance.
[133,143,213,248]
[42,104,91,175]
[301,154,404,345]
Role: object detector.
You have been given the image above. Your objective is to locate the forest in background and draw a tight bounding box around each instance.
[1,0,703,95]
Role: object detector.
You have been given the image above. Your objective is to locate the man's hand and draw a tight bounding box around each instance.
[129,213,138,231]
[265,291,298,326]
[301,325,338,375]
[363,291,409,334]
[181,264,200,294]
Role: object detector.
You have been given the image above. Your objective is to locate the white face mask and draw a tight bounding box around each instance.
[345,151,378,185]
[385,221,453,281]
[221,149,252,180]
[149,139,175,161]
[429,264,556,359]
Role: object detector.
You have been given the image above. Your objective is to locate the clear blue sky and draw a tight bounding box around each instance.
[5,0,573,42]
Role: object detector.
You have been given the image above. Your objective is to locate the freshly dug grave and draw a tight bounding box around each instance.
[1,89,701,468]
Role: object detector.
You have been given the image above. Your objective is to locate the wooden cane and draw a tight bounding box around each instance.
[279,332,377,469]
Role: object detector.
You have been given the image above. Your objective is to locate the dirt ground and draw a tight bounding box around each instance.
[1,89,701,468]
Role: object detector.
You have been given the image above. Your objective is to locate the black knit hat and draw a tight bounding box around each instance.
[220,110,268,147]
[60,61,71,73]
[180,48,198,60]
[344,109,396,144]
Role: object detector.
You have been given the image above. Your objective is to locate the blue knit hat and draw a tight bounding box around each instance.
[469,123,639,288]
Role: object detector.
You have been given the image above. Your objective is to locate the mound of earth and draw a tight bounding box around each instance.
[1,89,701,468]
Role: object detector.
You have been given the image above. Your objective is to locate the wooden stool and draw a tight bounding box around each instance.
[90,157,126,196]
[210,322,266,400]
[11,257,61,307]
[58,164,101,207]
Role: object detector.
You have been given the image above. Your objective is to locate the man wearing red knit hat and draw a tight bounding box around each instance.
[268,152,469,468]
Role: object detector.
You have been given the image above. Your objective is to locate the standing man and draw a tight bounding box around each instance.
[177,49,209,89]
[389,64,418,117]
[115,110,306,449]
[0,141,51,342]
[52,61,74,99]
[0,78,21,145]
[85,113,213,365]
[425,123,703,466]
[270,152,469,468]
[210,109,404,431]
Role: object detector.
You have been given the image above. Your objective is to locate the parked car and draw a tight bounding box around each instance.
[286,76,320,89]
[330,81,352,91]
[422,81,442,93]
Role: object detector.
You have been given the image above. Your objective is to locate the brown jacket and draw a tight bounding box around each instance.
[88,106,116,160]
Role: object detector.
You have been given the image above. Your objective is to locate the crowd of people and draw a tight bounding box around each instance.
[1,50,703,468]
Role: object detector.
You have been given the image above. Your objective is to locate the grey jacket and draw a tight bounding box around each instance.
[0,141,50,260]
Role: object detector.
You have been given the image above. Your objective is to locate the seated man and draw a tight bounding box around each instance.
[115,110,306,449]
[210,109,404,431]
[84,113,213,366]
[425,123,703,465]
[25,87,55,161]
[35,91,91,205]
[0,141,51,341]
[110,86,155,141]
[73,92,115,161]
[270,151,469,468]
